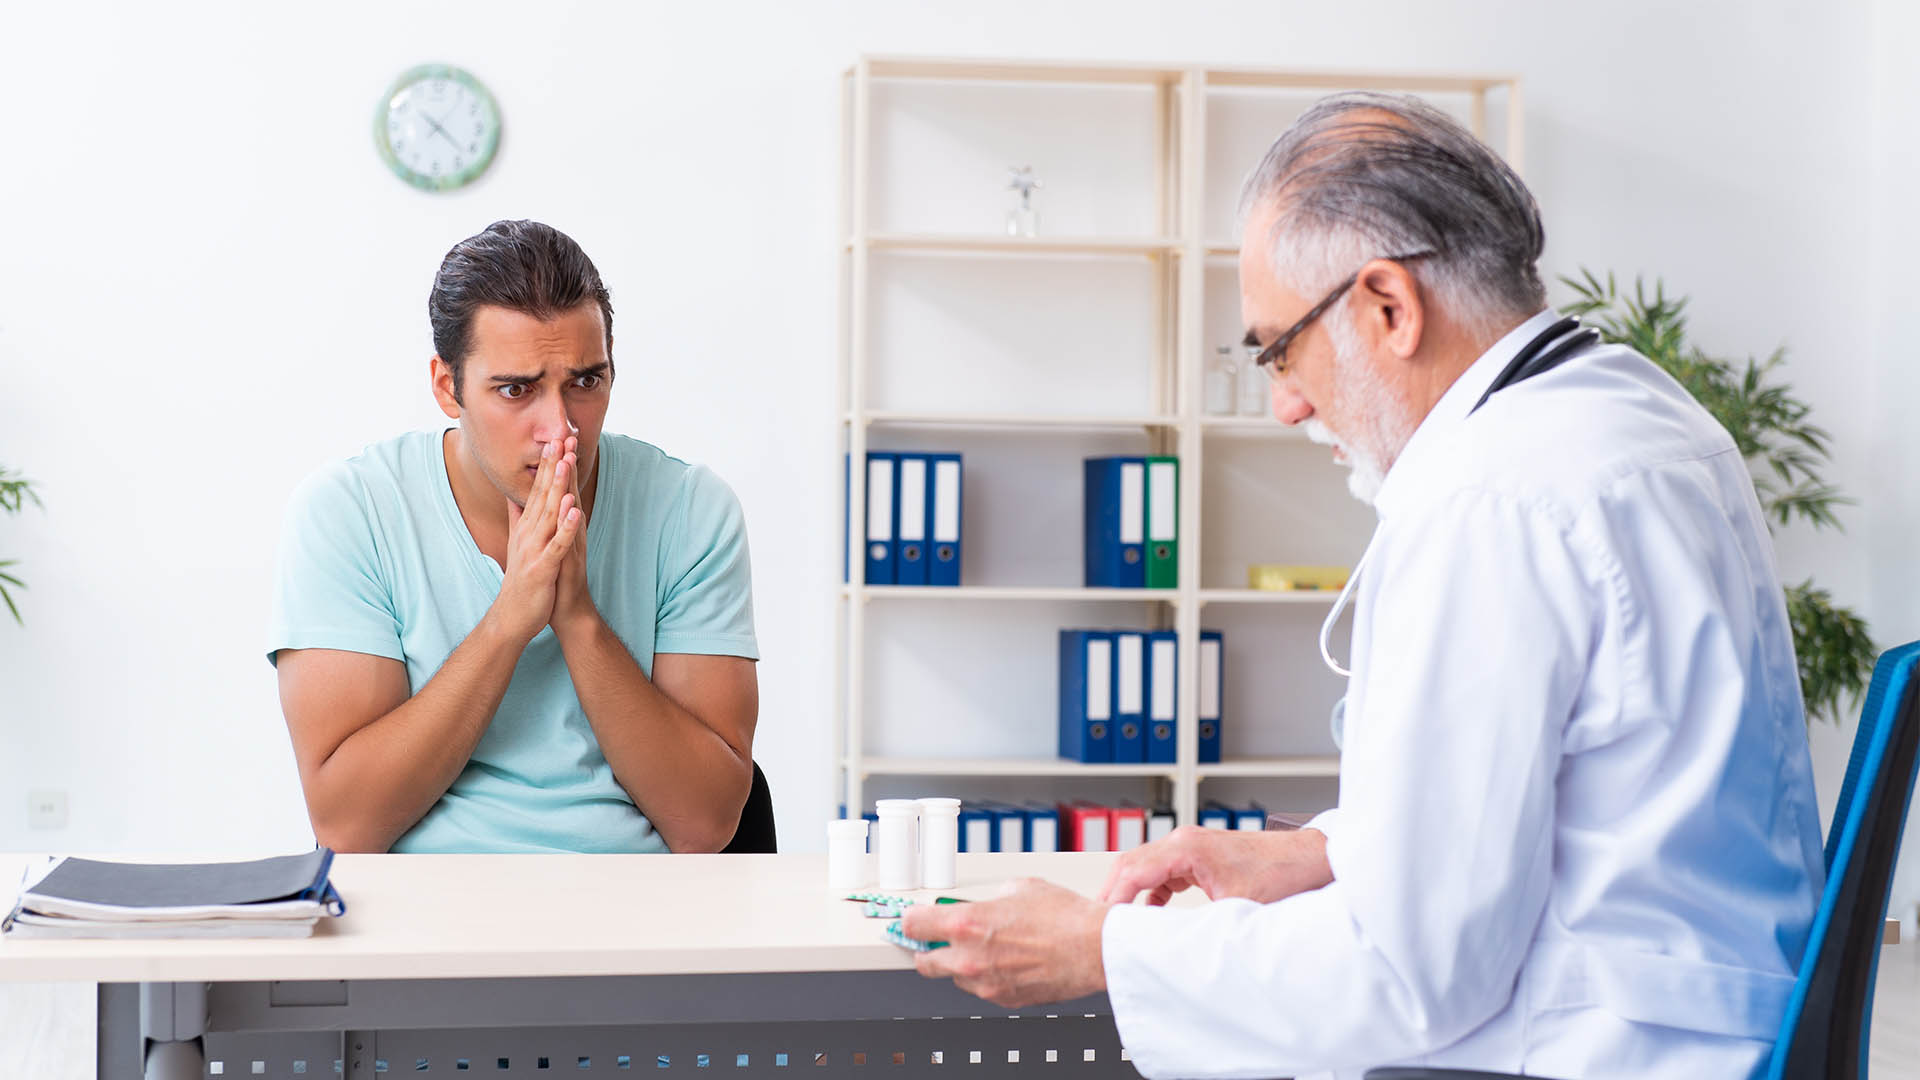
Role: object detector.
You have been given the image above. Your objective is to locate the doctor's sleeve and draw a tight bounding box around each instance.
[1102,489,1602,1079]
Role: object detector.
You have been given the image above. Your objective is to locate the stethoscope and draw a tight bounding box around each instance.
[1321,316,1601,748]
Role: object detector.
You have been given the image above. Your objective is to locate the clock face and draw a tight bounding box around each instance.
[374,65,500,192]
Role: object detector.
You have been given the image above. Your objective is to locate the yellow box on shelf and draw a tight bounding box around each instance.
[1247,564,1350,592]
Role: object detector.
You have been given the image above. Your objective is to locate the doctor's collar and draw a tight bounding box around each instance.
[1366,307,1561,517]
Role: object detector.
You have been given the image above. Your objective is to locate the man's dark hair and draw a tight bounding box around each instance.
[429,219,615,403]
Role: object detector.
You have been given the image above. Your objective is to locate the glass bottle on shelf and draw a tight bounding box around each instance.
[1205,346,1238,416]
[1238,343,1269,416]
[1005,166,1041,238]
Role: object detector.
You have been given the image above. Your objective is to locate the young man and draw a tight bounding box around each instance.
[268,219,758,855]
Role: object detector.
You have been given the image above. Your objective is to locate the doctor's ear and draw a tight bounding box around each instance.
[1353,259,1426,362]
[430,355,463,419]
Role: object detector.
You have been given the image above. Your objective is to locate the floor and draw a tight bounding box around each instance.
[4,949,1918,1077]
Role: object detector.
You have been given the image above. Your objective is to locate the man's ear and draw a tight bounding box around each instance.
[430,355,462,419]
[1353,259,1426,362]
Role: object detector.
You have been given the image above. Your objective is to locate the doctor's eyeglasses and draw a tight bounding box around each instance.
[1246,251,1437,381]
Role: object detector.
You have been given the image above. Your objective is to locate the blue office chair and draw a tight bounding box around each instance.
[1367,642,1920,1080]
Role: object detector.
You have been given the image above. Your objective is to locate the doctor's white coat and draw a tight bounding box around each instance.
[1102,310,1825,1079]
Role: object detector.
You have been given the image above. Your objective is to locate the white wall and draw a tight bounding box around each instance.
[0,1,1903,887]
[1870,0,1920,924]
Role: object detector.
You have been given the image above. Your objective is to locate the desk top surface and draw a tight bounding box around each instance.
[0,852,1139,983]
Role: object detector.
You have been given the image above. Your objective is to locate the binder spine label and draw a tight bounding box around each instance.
[1086,638,1112,720]
[1119,462,1144,545]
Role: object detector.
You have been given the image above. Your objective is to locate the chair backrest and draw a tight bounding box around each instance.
[720,761,777,854]
[1767,642,1920,1080]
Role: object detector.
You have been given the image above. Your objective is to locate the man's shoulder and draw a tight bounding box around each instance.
[600,433,736,509]
[1422,346,1738,515]
[286,430,438,522]
[600,431,683,478]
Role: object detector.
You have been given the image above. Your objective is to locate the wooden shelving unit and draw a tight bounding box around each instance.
[853,412,1181,431]
[836,55,1521,825]
[846,585,1178,604]
[861,233,1181,256]
[857,757,1182,780]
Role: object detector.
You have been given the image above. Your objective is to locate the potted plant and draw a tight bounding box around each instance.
[1,466,39,624]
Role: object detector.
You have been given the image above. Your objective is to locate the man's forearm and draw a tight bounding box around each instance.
[307,613,526,852]
[555,616,751,852]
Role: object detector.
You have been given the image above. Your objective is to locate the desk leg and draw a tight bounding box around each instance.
[97,985,141,1080]
[139,982,207,1080]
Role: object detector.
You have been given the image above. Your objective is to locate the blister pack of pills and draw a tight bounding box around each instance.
[883,919,947,953]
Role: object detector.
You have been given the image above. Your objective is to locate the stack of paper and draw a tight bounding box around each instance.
[3,849,345,940]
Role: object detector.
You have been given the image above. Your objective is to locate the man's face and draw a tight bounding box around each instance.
[434,303,613,508]
[1239,208,1414,503]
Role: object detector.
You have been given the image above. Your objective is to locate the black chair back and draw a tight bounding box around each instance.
[721,761,777,854]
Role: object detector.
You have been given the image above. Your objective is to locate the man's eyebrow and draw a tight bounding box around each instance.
[1242,328,1264,349]
[486,362,608,385]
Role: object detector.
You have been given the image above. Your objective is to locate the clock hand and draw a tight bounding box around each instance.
[422,111,466,150]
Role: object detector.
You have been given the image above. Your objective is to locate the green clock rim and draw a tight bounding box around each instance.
[373,63,501,193]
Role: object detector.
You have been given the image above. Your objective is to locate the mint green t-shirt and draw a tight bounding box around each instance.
[267,430,758,854]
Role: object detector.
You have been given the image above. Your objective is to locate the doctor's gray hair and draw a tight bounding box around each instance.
[1239,92,1546,338]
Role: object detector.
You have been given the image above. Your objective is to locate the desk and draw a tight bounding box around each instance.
[1,853,1149,1080]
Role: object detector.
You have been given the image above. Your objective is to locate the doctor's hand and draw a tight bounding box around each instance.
[1099,825,1331,906]
[547,436,599,637]
[903,878,1109,1009]
[489,439,583,646]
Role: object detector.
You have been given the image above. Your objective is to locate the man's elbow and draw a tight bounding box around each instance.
[660,762,753,853]
[309,811,394,854]
[658,811,739,854]
[660,825,729,854]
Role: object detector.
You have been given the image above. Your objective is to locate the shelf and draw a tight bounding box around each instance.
[1199,416,1304,437]
[854,411,1179,431]
[847,585,1176,603]
[1197,756,1341,779]
[839,55,1515,828]
[1197,588,1343,606]
[856,56,1516,96]
[847,412,1309,436]
[1203,68,1515,93]
[860,233,1179,257]
[860,757,1180,779]
[863,56,1186,86]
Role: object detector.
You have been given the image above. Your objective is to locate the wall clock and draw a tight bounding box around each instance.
[373,64,501,191]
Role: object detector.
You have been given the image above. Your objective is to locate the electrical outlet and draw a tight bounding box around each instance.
[27,788,68,830]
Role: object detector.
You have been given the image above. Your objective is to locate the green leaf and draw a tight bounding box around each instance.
[0,468,42,515]
[1786,580,1876,723]
[1,467,42,624]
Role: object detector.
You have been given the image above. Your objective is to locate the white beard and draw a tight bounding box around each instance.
[1312,314,1416,505]
[1304,418,1387,504]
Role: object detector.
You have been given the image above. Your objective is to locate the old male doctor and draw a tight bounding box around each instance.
[903,92,1824,1079]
